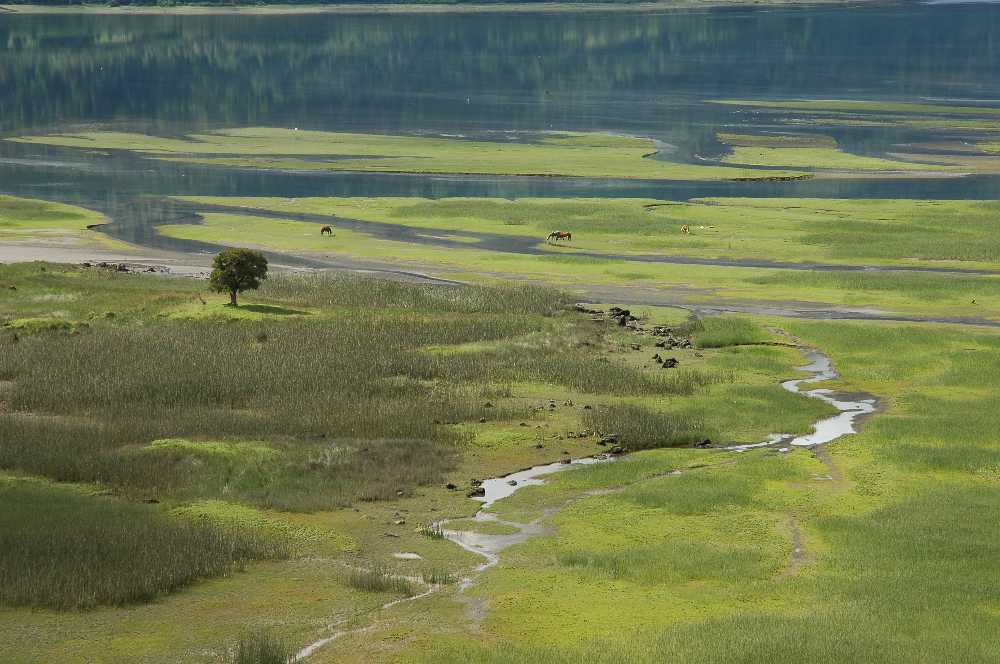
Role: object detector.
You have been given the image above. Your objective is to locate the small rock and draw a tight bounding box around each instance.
[519,422,528,427]
[445,483,457,490]
[393,519,406,526]
[583,405,592,410]
[479,417,487,423]
[467,486,486,498]
[507,480,518,486]
[600,434,620,445]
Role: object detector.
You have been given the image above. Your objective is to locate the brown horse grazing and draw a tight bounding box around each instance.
[320,226,333,236]
[547,231,572,243]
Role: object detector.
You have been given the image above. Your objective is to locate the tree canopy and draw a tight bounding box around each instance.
[209,248,268,306]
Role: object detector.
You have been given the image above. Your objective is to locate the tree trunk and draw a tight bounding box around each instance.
[230,290,238,306]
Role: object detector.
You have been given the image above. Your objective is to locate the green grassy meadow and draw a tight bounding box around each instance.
[157,196,1000,323]
[1,129,998,664]
[0,262,851,662]
[7,128,807,181]
[0,195,127,249]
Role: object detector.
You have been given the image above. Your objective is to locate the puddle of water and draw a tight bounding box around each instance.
[392,552,422,561]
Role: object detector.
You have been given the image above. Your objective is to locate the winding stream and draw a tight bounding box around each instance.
[439,344,879,581]
[727,348,879,452]
[295,343,877,659]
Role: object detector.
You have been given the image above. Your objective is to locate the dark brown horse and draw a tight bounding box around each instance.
[546,231,572,243]
[320,226,333,236]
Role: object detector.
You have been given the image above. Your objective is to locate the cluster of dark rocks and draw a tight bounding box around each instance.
[607,307,642,330]
[466,478,485,498]
[651,326,693,350]
[652,354,679,369]
[577,304,696,350]
[82,261,168,274]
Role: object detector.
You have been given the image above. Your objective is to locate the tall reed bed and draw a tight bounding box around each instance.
[0,480,289,609]
[1,273,725,509]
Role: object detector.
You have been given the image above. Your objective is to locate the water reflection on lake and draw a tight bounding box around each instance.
[3,4,1000,244]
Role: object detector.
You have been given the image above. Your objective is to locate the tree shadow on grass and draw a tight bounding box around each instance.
[237,304,311,316]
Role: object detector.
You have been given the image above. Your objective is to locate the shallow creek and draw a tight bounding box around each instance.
[439,346,879,574]
[295,345,877,659]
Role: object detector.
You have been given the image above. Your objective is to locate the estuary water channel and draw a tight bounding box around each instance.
[5,4,1000,255]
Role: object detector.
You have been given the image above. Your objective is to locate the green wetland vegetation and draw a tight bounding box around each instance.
[10,128,806,181]
[1,261,997,662]
[3,4,1000,663]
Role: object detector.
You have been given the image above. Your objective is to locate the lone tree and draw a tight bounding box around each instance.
[209,248,268,306]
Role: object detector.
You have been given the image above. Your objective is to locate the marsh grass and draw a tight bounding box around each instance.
[686,316,774,348]
[0,480,288,610]
[421,568,456,585]
[583,403,710,450]
[419,523,446,539]
[231,629,291,664]
[0,270,731,509]
[345,564,415,595]
[257,272,569,315]
[748,270,997,302]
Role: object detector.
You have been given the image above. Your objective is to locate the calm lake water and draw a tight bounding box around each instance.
[3,4,1000,246]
